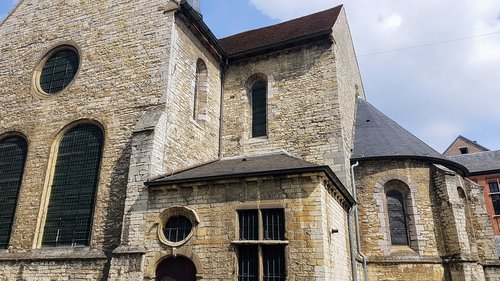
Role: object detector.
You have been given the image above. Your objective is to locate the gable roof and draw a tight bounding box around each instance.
[448,150,500,175]
[219,5,343,59]
[442,135,490,155]
[352,98,467,174]
[147,153,354,206]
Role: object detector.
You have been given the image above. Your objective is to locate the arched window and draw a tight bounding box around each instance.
[193,59,208,121]
[251,80,267,137]
[386,189,409,245]
[0,136,27,249]
[42,124,104,247]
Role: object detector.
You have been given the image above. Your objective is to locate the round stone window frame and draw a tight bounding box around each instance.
[32,43,82,97]
[158,206,199,247]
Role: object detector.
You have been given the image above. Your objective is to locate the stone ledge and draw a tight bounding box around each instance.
[112,245,147,255]
[0,248,107,261]
[367,255,443,264]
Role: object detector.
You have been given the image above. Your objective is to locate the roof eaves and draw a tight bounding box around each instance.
[146,165,355,207]
[350,155,469,177]
[227,29,333,61]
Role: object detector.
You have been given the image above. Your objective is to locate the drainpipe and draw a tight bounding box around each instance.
[348,205,358,281]
[351,161,368,281]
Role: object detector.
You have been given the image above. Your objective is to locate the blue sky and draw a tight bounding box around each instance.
[2,0,500,152]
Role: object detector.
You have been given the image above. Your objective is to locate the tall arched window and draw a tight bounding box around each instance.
[0,136,27,249]
[193,59,208,121]
[386,189,409,245]
[42,124,104,247]
[251,81,267,138]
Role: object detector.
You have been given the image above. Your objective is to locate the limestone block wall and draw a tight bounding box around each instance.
[355,160,439,257]
[143,174,351,280]
[0,0,177,257]
[162,16,222,172]
[331,9,365,188]
[222,41,352,185]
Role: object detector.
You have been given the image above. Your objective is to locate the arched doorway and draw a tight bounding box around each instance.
[156,256,197,281]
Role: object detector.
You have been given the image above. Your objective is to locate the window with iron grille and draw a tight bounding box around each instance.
[164,216,193,242]
[386,189,409,245]
[39,47,79,94]
[251,81,267,138]
[42,124,104,247]
[489,182,500,216]
[237,209,286,281]
[0,136,27,249]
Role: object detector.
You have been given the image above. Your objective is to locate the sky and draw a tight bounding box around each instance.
[1,0,499,153]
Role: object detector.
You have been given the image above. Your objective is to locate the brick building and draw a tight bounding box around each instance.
[0,0,499,280]
[443,135,490,157]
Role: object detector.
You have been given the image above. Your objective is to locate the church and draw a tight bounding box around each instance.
[0,0,499,280]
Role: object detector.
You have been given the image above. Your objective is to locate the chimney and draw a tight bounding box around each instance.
[185,0,201,15]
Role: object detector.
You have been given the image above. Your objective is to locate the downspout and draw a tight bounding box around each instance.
[351,161,368,281]
[348,205,358,281]
[218,58,228,158]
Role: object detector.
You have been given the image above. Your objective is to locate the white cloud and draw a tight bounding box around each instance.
[379,14,402,30]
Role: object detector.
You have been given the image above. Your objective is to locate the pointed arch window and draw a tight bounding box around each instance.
[193,59,208,121]
[251,81,267,138]
[0,136,27,249]
[42,124,104,247]
[386,189,409,245]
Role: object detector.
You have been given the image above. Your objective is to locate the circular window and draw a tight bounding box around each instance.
[158,207,199,247]
[164,216,193,242]
[36,46,80,95]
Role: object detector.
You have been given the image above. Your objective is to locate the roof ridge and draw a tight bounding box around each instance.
[219,4,343,41]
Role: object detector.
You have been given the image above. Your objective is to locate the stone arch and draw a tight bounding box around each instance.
[245,73,268,138]
[193,58,208,122]
[150,250,204,280]
[383,179,419,252]
[34,119,105,248]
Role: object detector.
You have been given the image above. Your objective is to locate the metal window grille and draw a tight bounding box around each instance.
[262,209,284,240]
[40,49,79,94]
[251,82,267,138]
[263,245,285,281]
[42,124,103,247]
[238,245,258,281]
[239,210,258,240]
[386,190,409,245]
[164,216,193,242]
[0,137,27,249]
[489,182,499,193]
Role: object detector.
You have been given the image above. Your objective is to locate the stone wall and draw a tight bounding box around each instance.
[143,173,351,280]
[222,40,352,185]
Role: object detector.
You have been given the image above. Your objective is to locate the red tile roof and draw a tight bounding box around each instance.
[219,5,343,56]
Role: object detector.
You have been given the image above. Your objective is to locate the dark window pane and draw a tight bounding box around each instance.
[40,49,79,94]
[42,124,103,247]
[386,190,409,245]
[263,245,285,281]
[492,194,500,216]
[238,245,258,281]
[164,216,193,242]
[262,209,285,240]
[239,210,258,240]
[252,82,267,138]
[489,182,499,193]
[0,137,27,249]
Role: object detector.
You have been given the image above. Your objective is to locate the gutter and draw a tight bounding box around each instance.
[350,162,368,281]
[351,155,469,177]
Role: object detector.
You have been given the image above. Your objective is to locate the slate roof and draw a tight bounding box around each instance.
[448,150,500,175]
[219,5,343,56]
[352,98,467,173]
[149,153,323,184]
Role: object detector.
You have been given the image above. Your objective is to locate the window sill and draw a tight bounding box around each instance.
[243,136,268,145]
[231,240,288,245]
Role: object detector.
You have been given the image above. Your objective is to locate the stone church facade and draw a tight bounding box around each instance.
[0,0,498,280]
